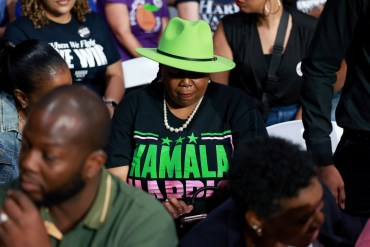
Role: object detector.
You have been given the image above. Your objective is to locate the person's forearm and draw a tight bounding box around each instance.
[301,0,360,164]
[115,31,143,58]
[105,3,143,58]
[177,2,200,20]
[105,75,124,101]
[104,61,125,117]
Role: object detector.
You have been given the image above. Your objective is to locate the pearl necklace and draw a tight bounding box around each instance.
[163,94,204,133]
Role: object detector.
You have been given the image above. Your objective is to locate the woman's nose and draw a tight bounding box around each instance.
[179,78,193,87]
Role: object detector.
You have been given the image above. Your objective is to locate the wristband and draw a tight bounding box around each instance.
[103,97,118,108]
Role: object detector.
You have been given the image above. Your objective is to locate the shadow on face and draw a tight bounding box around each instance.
[260,177,325,247]
[161,65,210,108]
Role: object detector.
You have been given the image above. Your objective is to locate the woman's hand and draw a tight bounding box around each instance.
[162,198,193,219]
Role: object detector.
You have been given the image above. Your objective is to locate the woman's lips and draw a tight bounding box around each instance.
[56,0,70,5]
[179,93,194,99]
[236,1,243,7]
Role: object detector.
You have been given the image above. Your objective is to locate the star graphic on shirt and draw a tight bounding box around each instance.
[176,136,185,144]
[187,133,198,144]
[162,137,172,145]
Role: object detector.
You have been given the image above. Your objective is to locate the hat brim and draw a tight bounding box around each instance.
[136,48,235,73]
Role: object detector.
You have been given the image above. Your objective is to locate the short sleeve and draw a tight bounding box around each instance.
[104,93,138,168]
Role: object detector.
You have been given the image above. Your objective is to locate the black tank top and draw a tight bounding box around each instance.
[222,9,317,106]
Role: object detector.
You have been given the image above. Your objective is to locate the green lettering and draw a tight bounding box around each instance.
[183,145,200,179]
[141,144,158,178]
[159,145,182,178]
[129,144,146,177]
[199,145,216,178]
[216,145,229,178]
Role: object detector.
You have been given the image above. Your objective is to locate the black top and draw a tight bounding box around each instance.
[301,0,370,165]
[105,82,267,203]
[4,13,120,96]
[222,9,317,106]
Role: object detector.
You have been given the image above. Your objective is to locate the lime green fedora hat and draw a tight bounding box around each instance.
[136,17,235,73]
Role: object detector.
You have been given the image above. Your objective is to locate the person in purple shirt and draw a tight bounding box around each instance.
[96,0,169,61]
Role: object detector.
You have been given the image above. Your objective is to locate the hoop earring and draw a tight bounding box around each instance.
[263,0,271,16]
[264,0,281,16]
[273,0,281,14]
[252,225,263,237]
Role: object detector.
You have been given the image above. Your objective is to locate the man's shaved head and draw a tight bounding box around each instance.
[19,85,111,205]
[28,85,111,152]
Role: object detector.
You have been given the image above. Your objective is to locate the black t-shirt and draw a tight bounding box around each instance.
[222,9,317,106]
[105,82,267,202]
[4,13,120,96]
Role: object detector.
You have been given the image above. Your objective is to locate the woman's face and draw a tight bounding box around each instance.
[235,0,265,14]
[28,68,72,109]
[162,65,209,108]
[41,0,76,23]
[262,177,324,247]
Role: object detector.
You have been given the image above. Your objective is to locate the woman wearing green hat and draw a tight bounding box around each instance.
[104,17,267,222]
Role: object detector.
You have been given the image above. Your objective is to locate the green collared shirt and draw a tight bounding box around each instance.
[1,169,178,247]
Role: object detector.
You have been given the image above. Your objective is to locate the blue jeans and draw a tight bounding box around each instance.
[331,91,342,121]
[265,104,299,127]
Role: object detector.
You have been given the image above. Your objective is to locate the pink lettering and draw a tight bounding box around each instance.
[132,179,143,189]
[206,180,215,197]
[147,180,164,199]
[186,180,205,198]
[165,180,184,199]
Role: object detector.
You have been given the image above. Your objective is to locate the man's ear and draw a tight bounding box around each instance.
[83,150,107,179]
[14,89,29,109]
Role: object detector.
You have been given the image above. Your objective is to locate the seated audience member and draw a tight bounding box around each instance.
[0,39,72,185]
[105,17,267,222]
[96,0,169,61]
[211,0,318,126]
[4,0,124,117]
[181,137,367,247]
[0,85,178,247]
